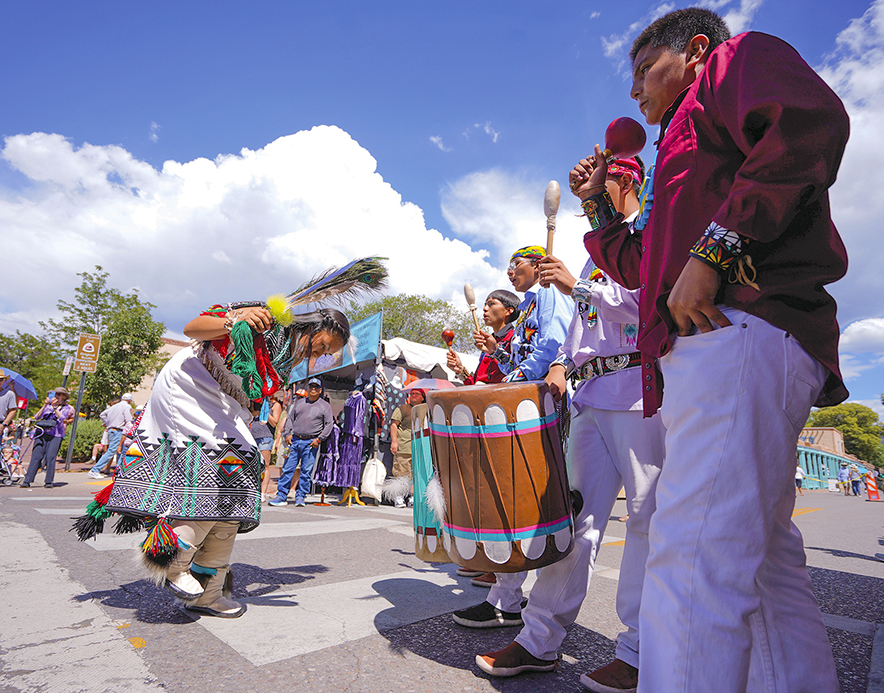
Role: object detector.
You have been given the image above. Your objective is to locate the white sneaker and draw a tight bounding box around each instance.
[87,471,107,479]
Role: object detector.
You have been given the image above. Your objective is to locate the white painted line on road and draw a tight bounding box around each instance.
[10,496,96,501]
[83,517,406,551]
[0,520,164,693]
[193,567,474,665]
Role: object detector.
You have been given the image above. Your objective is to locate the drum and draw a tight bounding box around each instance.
[427,381,573,573]
[411,403,451,562]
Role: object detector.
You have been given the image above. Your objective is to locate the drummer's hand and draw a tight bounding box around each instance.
[474,330,496,354]
[446,351,462,372]
[545,364,567,402]
[538,255,577,295]
[569,146,609,199]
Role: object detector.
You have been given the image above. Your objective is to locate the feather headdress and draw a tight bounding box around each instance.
[266,257,388,325]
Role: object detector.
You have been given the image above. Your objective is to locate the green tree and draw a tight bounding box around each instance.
[40,266,166,409]
[348,294,478,352]
[807,402,884,465]
[0,331,64,412]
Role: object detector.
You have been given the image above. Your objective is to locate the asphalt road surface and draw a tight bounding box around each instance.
[1,473,882,692]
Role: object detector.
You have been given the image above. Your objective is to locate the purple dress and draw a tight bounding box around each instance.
[334,391,366,488]
[313,424,340,486]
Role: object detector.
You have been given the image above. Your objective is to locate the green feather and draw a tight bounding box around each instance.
[286,257,388,309]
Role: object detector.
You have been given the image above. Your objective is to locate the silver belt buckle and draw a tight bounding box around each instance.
[604,355,630,372]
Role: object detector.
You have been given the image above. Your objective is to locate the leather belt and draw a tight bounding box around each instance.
[574,351,642,380]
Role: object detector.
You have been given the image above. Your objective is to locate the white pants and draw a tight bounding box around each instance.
[639,308,838,692]
[515,406,664,664]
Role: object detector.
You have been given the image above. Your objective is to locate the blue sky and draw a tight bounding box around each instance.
[1,0,882,414]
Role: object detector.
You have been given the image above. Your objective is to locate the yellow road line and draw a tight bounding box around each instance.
[791,507,821,517]
[128,637,146,649]
[603,539,626,547]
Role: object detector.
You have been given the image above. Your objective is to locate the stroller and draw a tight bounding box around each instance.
[0,443,24,485]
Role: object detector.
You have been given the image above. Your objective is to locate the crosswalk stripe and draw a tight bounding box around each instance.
[83,517,406,552]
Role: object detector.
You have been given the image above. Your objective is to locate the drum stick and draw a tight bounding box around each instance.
[463,284,481,332]
[544,181,561,257]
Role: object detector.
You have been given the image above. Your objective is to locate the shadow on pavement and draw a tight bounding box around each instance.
[73,563,330,624]
[369,566,619,691]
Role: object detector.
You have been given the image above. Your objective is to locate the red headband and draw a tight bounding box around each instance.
[608,158,642,189]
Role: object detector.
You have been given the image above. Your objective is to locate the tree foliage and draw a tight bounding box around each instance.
[0,331,64,410]
[38,266,166,409]
[807,402,884,465]
[348,294,478,352]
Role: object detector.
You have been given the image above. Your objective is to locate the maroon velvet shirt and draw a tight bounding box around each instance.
[585,32,850,416]
[462,326,514,385]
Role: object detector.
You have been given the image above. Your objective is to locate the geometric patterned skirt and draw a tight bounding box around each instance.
[105,347,263,533]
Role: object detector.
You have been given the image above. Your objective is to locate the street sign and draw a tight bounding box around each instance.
[62,355,73,376]
[73,333,101,373]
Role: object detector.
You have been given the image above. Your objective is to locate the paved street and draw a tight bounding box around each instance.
[1,472,882,692]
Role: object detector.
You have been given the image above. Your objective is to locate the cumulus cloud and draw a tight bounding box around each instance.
[441,169,593,297]
[840,317,884,353]
[0,126,498,334]
[819,0,884,324]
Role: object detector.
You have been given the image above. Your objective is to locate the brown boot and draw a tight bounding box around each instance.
[475,642,557,677]
[164,548,203,600]
[579,658,638,692]
[182,522,244,618]
[185,565,244,618]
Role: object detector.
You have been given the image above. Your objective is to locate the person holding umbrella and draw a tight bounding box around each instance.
[21,387,75,488]
[0,371,19,438]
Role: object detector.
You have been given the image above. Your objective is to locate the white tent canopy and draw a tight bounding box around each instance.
[381,337,480,384]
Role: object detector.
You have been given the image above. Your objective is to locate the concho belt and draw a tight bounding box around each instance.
[574,351,642,381]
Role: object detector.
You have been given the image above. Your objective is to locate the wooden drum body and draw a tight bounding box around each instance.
[411,403,451,562]
[427,381,573,573]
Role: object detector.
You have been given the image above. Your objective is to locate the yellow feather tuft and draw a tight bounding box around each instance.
[266,294,293,326]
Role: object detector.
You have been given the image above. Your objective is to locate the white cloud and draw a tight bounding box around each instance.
[0,126,498,335]
[441,169,594,299]
[429,135,451,152]
[590,12,600,19]
[838,353,875,381]
[479,122,500,143]
[462,122,501,143]
[602,2,675,72]
[602,1,762,72]
[847,398,884,418]
[840,317,884,353]
[149,122,160,143]
[703,0,763,34]
[818,0,884,324]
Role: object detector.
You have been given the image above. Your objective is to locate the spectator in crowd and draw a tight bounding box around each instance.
[22,387,75,488]
[88,394,134,479]
[269,378,334,507]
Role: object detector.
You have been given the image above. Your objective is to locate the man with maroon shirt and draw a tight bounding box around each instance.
[573,7,846,692]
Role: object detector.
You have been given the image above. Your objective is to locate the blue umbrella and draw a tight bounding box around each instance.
[0,368,39,400]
